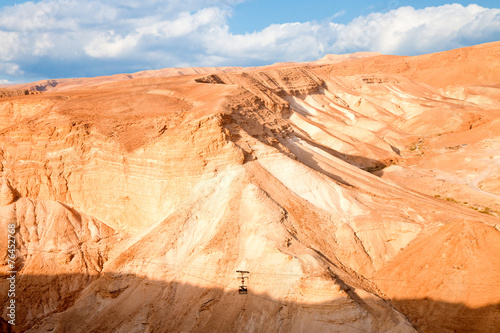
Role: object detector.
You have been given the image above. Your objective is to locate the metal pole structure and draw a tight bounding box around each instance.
[236,270,250,294]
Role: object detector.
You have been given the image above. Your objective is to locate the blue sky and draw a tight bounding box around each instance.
[0,0,499,83]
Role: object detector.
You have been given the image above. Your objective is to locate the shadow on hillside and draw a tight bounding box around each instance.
[391,298,500,333]
[286,134,393,175]
[1,273,499,333]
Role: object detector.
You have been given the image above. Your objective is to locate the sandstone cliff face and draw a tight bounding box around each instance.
[0,178,18,206]
[0,89,40,99]
[0,77,244,232]
[0,197,116,329]
[1,42,500,333]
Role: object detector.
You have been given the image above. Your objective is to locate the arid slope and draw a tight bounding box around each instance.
[1,42,499,333]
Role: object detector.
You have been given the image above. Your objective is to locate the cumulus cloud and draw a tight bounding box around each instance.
[332,4,500,55]
[0,31,21,61]
[205,4,500,62]
[205,4,500,63]
[0,1,499,82]
[85,31,139,58]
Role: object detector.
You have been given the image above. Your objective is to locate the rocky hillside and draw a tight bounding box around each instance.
[1,42,499,333]
[0,89,40,98]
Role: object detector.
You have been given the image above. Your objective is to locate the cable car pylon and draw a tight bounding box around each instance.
[236,270,250,294]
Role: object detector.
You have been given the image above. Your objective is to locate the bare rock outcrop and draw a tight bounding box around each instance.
[0,89,40,98]
[0,178,18,206]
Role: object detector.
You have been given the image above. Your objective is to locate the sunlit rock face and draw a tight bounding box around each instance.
[1,42,500,333]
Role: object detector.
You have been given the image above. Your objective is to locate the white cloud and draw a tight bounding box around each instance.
[85,31,139,58]
[201,4,500,63]
[0,1,499,81]
[0,63,24,76]
[33,33,55,56]
[331,4,500,55]
[203,22,329,62]
[332,10,346,19]
[136,7,227,39]
[0,31,21,61]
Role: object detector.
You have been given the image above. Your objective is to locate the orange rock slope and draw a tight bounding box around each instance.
[1,42,499,333]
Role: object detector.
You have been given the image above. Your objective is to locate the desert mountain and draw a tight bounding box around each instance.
[7,51,383,94]
[1,42,499,332]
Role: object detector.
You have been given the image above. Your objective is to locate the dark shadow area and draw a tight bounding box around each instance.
[286,132,395,177]
[1,272,499,333]
[391,298,500,333]
[194,75,226,85]
[390,145,401,155]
